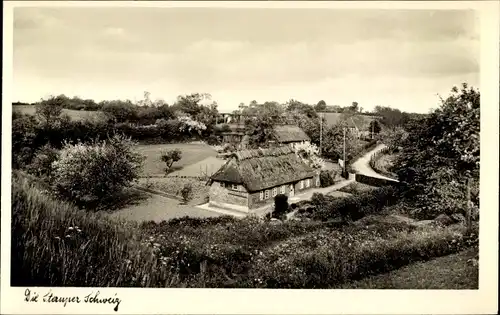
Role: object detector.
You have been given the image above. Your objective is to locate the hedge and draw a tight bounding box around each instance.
[355,174,400,187]
[309,186,400,221]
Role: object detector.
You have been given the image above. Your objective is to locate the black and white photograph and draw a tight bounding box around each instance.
[1,1,498,314]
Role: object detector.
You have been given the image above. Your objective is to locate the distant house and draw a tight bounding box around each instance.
[208,146,320,212]
[218,123,311,149]
[272,125,311,148]
[217,123,246,145]
[318,112,382,139]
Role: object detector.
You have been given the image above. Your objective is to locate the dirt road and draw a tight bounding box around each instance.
[351,144,398,182]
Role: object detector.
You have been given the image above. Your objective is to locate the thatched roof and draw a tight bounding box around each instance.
[210,146,316,192]
[273,125,310,143]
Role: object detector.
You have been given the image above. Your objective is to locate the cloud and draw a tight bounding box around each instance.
[12,8,480,113]
[14,8,64,30]
[103,27,125,37]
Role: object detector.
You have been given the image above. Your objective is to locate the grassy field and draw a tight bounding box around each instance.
[139,177,210,205]
[109,192,219,223]
[343,247,478,289]
[136,143,218,176]
[13,105,104,121]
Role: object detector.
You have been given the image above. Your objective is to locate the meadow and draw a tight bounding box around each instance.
[136,143,219,176]
[12,105,105,121]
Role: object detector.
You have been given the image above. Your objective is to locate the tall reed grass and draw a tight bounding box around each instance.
[11,172,176,287]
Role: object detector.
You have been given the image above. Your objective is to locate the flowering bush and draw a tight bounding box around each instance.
[178,115,207,135]
[292,142,325,169]
[51,134,144,208]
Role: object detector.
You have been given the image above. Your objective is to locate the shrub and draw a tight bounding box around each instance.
[26,144,60,182]
[51,134,144,209]
[180,183,193,203]
[160,149,182,174]
[12,113,39,168]
[310,186,400,222]
[319,170,335,187]
[273,194,289,219]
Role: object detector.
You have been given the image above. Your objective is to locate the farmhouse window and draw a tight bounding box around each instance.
[272,188,277,197]
[300,180,304,189]
[232,184,238,190]
[259,191,264,200]
[306,179,310,188]
[265,190,270,199]
[280,185,285,194]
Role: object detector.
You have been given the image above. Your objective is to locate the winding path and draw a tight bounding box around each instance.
[351,144,399,182]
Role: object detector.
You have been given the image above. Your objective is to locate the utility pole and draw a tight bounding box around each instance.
[343,127,346,178]
[319,112,323,155]
[466,177,472,234]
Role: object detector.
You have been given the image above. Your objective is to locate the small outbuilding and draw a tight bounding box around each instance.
[207,146,320,212]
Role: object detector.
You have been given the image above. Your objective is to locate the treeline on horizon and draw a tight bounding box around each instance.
[12,93,427,127]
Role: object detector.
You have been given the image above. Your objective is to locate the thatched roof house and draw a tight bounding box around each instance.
[208,146,319,212]
[217,123,310,148]
[273,125,311,144]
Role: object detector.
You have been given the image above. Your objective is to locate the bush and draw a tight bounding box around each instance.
[180,183,193,203]
[310,186,400,222]
[273,194,289,219]
[26,144,60,182]
[51,135,144,209]
[319,170,336,187]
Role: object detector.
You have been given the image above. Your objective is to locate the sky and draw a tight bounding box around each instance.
[12,7,479,113]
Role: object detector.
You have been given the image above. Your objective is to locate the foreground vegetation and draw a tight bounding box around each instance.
[343,247,478,289]
[12,172,477,288]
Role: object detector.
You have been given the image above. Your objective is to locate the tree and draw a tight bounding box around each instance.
[393,83,479,219]
[242,101,284,148]
[244,114,276,148]
[349,101,359,113]
[373,105,410,127]
[315,100,327,111]
[36,95,65,126]
[160,149,182,174]
[51,134,145,208]
[101,100,138,122]
[322,122,359,162]
[381,126,408,152]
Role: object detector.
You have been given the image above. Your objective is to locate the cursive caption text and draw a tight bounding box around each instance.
[24,288,122,312]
